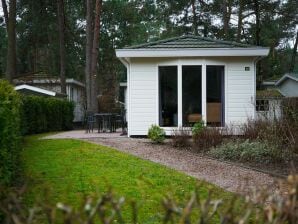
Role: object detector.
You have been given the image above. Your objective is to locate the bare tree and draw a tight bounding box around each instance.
[57,0,66,94]
[4,0,17,83]
[222,0,232,39]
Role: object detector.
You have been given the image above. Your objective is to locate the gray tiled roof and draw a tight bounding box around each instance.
[124,35,259,49]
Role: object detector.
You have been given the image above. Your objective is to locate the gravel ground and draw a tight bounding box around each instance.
[45,131,280,195]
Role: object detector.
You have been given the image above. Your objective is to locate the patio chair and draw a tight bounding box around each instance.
[86,112,96,133]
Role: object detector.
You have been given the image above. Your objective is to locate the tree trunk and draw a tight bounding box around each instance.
[253,0,260,46]
[57,0,66,94]
[1,0,8,28]
[90,0,102,112]
[236,0,243,42]
[5,0,17,83]
[191,0,198,35]
[85,0,93,111]
[289,30,298,72]
[222,0,231,40]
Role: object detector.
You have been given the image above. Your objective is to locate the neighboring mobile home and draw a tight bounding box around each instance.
[116,35,269,136]
[14,74,85,122]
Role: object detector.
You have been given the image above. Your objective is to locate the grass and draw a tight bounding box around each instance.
[21,135,239,223]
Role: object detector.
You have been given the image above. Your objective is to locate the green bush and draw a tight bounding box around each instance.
[21,96,74,135]
[0,80,21,186]
[147,125,165,143]
[209,140,287,164]
[191,121,205,136]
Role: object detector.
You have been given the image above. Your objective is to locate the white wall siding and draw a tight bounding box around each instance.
[226,59,255,126]
[129,59,157,135]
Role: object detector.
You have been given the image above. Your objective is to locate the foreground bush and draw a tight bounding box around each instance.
[148,125,165,143]
[209,140,288,164]
[21,96,74,135]
[171,127,191,148]
[0,80,21,186]
[1,174,297,223]
[193,127,223,151]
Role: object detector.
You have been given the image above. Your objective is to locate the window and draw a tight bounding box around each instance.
[256,99,269,111]
[182,66,202,126]
[206,66,225,127]
[159,66,178,127]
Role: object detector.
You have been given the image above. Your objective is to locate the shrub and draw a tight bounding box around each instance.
[171,127,191,148]
[209,140,287,164]
[241,117,298,154]
[192,127,223,151]
[147,125,165,143]
[20,96,74,135]
[0,80,21,186]
[191,121,205,136]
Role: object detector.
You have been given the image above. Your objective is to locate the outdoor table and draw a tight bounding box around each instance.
[94,113,115,133]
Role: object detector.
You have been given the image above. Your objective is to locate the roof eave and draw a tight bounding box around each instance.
[116,48,270,58]
[275,74,298,86]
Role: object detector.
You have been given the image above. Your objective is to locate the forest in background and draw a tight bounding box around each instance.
[0,0,297,111]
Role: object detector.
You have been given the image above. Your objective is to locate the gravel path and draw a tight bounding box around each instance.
[45,131,279,195]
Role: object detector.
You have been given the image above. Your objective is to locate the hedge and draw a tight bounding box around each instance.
[0,80,75,186]
[0,80,21,186]
[21,96,74,135]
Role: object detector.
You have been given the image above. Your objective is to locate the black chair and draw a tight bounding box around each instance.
[86,112,96,133]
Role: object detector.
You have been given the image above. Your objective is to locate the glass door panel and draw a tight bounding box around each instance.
[206,66,224,127]
[182,66,202,126]
[159,66,178,127]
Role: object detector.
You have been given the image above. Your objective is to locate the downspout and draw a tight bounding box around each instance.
[119,57,131,137]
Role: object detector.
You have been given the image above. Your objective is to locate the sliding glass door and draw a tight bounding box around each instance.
[206,66,225,126]
[159,66,178,127]
[182,66,202,126]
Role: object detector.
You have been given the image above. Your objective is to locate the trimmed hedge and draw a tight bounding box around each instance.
[0,80,21,186]
[21,96,74,135]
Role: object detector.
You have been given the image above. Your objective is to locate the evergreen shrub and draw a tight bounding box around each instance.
[0,80,21,186]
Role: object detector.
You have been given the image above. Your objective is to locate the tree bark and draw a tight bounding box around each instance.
[191,0,198,35]
[253,0,260,46]
[236,0,243,42]
[1,0,8,28]
[289,30,298,72]
[222,0,231,40]
[5,0,17,83]
[57,0,66,94]
[85,0,93,111]
[90,0,102,112]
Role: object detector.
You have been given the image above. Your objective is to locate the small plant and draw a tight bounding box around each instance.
[191,121,205,136]
[147,125,165,143]
[209,140,288,164]
[171,127,191,148]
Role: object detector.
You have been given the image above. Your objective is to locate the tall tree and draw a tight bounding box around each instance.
[5,0,17,83]
[85,0,93,111]
[90,0,102,112]
[191,0,198,35]
[1,0,8,28]
[289,30,298,72]
[57,0,66,94]
[236,0,243,42]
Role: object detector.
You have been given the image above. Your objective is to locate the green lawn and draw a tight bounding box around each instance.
[21,135,238,223]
